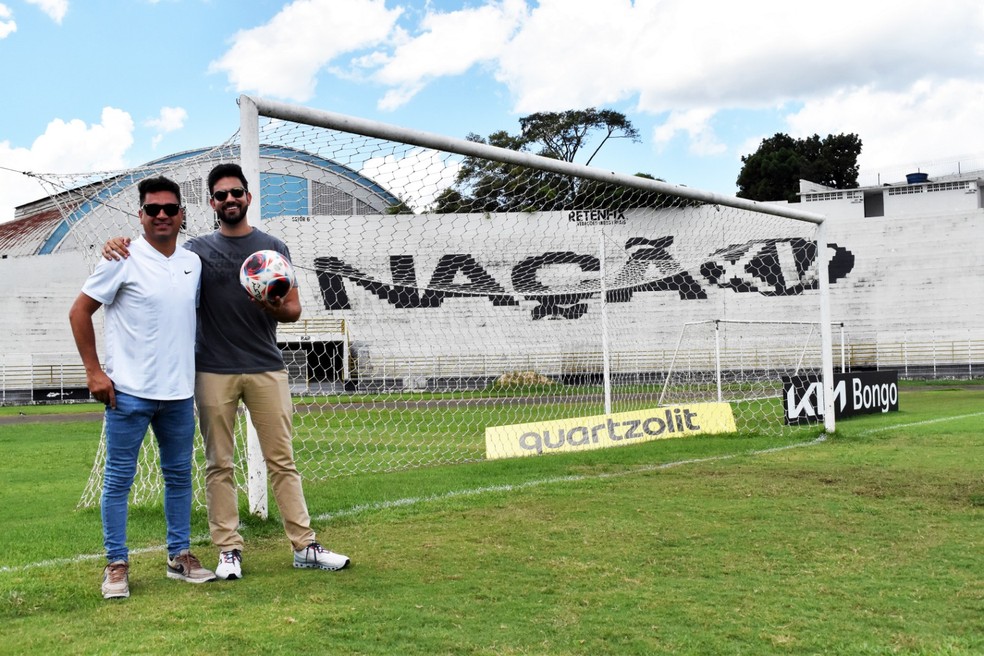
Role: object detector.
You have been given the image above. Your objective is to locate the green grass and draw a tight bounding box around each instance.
[1,386,982,655]
[0,401,103,417]
[287,393,821,479]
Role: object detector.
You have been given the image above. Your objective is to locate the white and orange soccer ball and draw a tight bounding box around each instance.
[239,250,296,303]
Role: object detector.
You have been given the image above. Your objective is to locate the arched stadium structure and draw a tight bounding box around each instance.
[0,144,400,403]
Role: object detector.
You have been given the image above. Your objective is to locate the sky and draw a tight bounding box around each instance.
[1,0,984,223]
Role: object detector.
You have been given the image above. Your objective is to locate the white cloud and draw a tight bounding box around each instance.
[144,106,188,148]
[491,0,984,150]
[25,0,67,23]
[378,82,426,113]
[652,108,726,156]
[0,107,134,222]
[785,79,984,183]
[360,148,461,212]
[372,0,527,110]
[301,0,979,163]
[210,0,527,109]
[210,0,984,170]
[501,0,984,112]
[209,0,402,101]
[495,0,639,111]
[0,4,15,38]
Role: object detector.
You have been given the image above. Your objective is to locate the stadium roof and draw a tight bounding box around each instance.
[0,207,67,258]
[3,144,401,257]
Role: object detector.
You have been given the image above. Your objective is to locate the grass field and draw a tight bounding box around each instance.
[1,384,982,655]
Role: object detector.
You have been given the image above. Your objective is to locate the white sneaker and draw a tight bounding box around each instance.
[215,549,242,580]
[293,542,350,571]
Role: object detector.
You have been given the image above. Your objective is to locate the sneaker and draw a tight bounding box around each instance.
[166,550,217,584]
[102,560,130,599]
[293,541,350,571]
[215,549,243,580]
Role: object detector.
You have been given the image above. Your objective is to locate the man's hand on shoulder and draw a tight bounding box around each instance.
[102,237,132,261]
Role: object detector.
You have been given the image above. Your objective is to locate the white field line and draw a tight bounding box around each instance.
[855,411,984,436]
[5,410,979,575]
[310,435,829,523]
[0,541,212,575]
[2,435,826,575]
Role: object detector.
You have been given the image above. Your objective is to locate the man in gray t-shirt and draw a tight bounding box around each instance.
[186,229,287,373]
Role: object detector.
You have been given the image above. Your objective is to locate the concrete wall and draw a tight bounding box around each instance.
[2,252,93,359]
[271,207,825,368]
[3,201,982,373]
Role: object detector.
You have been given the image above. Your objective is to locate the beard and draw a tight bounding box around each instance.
[216,205,246,226]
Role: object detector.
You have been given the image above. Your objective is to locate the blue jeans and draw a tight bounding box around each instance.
[102,391,195,562]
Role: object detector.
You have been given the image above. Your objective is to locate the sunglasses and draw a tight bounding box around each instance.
[142,203,182,217]
[211,187,247,202]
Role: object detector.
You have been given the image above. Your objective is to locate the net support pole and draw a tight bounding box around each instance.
[240,95,262,217]
[599,230,612,415]
[839,323,846,373]
[239,95,269,520]
[714,321,723,403]
[817,220,836,433]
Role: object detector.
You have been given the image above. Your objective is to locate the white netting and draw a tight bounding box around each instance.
[659,320,827,429]
[26,104,829,509]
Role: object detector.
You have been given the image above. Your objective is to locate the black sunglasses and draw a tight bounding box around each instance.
[142,203,182,217]
[211,187,247,202]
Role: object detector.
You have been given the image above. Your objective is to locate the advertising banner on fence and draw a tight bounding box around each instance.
[783,370,900,424]
[31,387,91,403]
[485,403,737,460]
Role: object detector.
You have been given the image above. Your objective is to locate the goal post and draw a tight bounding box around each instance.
[70,94,835,510]
[239,92,836,403]
[236,94,835,513]
[658,319,839,428]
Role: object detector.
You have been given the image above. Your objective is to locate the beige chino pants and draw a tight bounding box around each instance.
[195,370,316,552]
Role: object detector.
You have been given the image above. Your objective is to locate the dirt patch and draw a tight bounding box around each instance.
[0,411,104,425]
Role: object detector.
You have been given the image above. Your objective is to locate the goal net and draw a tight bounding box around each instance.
[659,319,829,422]
[46,96,832,510]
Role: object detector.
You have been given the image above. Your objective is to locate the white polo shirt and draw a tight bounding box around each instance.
[82,237,201,400]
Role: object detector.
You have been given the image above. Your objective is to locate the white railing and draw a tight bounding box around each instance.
[1,354,89,405]
[4,337,981,406]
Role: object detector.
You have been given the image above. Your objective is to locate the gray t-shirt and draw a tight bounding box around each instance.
[185,229,293,374]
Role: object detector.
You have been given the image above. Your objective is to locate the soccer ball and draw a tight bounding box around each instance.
[240,250,296,303]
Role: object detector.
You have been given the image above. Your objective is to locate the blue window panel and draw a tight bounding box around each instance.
[261,173,309,219]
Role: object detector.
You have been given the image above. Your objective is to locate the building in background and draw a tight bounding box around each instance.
[0,144,400,402]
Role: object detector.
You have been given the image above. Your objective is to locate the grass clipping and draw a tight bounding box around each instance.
[494,370,556,387]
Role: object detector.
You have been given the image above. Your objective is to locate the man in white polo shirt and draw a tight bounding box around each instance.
[69,176,216,599]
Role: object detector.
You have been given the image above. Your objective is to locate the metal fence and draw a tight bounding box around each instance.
[4,336,981,406]
[845,339,984,380]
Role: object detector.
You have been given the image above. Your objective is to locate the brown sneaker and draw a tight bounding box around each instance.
[102,560,130,599]
[166,550,217,584]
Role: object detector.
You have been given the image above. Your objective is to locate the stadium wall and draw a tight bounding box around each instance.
[2,252,91,357]
[2,176,982,388]
[265,203,982,370]
[269,207,826,359]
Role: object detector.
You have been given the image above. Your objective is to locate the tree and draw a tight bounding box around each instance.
[736,133,862,203]
[434,109,641,213]
[519,109,640,165]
